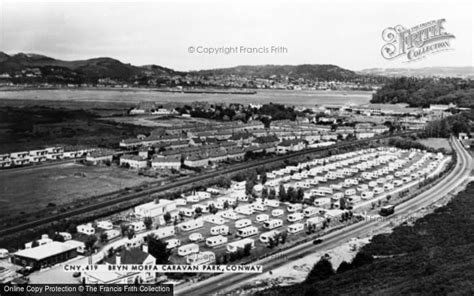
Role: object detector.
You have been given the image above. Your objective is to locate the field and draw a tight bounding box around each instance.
[0,89,373,108]
[0,106,152,153]
[417,138,452,152]
[0,163,156,219]
[100,116,217,128]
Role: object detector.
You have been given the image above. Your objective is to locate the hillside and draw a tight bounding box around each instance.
[360,67,474,79]
[257,182,474,296]
[0,52,371,87]
[194,64,358,81]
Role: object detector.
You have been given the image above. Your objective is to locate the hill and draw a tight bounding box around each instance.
[256,182,474,296]
[360,67,474,79]
[0,53,369,87]
[194,64,358,81]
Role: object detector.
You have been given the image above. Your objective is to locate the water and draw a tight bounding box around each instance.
[0,89,373,108]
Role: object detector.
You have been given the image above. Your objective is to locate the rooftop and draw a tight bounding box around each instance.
[14,241,77,261]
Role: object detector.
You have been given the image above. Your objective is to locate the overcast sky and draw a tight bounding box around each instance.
[0,0,472,71]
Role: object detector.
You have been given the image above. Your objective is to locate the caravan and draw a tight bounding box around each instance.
[166,238,181,249]
[205,235,228,247]
[180,208,195,217]
[303,206,321,218]
[345,189,356,196]
[263,219,283,230]
[226,238,255,253]
[306,216,324,228]
[179,219,204,232]
[153,226,175,239]
[186,251,216,265]
[287,203,303,213]
[259,230,280,244]
[256,214,270,223]
[271,209,284,217]
[210,225,229,236]
[287,223,305,234]
[264,199,280,208]
[361,191,374,200]
[178,243,200,256]
[236,226,259,238]
[235,219,252,229]
[287,212,305,222]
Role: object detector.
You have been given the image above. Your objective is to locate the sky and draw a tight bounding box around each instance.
[0,0,472,71]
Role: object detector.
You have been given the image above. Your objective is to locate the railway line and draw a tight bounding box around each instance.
[0,132,417,237]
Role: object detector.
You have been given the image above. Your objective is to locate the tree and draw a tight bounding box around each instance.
[144,217,153,230]
[337,261,352,273]
[243,243,252,257]
[261,173,267,185]
[146,234,171,264]
[296,188,305,202]
[127,227,135,240]
[261,188,268,200]
[121,224,129,237]
[287,187,297,203]
[163,212,171,224]
[100,232,108,243]
[85,235,98,251]
[278,184,287,202]
[269,188,276,200]
[194,207,202,216]
[350,252,374,268]
[386,195,392,202]
[268,237,276,248]
[68,223,77,234]
[217,176,232,188]
[280,230,288,244]
[339,197,346,210]
[305,256,334,283]
[223,200,230,209]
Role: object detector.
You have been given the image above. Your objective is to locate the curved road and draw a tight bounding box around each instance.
[175,137,472,295]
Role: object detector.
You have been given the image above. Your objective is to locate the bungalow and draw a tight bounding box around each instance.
[63,146,94,158]
[227,147,245,161]
[151,155,181,170]
[135,199,177,219]
[82,248,156,284]
[229,133,254,146]
[254,135,280,147]
[209,150,228,163]
[276,139,307,154]
[119,138,143,149]
[0,155,12,168]
[120,155,148,169]
[45,146,64,160]
[29,149,48,157]
[86,149,115,165]
[184,154,209,168]
[10,151,29,160]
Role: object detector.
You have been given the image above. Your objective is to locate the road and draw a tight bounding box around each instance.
[175,137,472,295]
[0,132,417,237]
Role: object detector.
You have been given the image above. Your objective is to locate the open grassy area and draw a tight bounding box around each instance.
[417,138,452,152]
[0,105,152,153]
[0,163,156,220]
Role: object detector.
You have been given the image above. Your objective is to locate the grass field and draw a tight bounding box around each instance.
[0,163,156,219]
[418,138,452,152]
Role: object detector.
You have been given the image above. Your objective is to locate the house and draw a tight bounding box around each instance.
[228,133,255,145]
[45,146,64,160]
[355,130,375,139]
[86,149,115,165]
[276,139,307,154]
[82,248,156,284]
[119,155,148,169]
[151,155,181,170]
[12,241,78,270]
[184,154,209,168]
[254,135,280,147]
[135,199,177,223]
[209,150,228,163]
[227,147,246,161]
